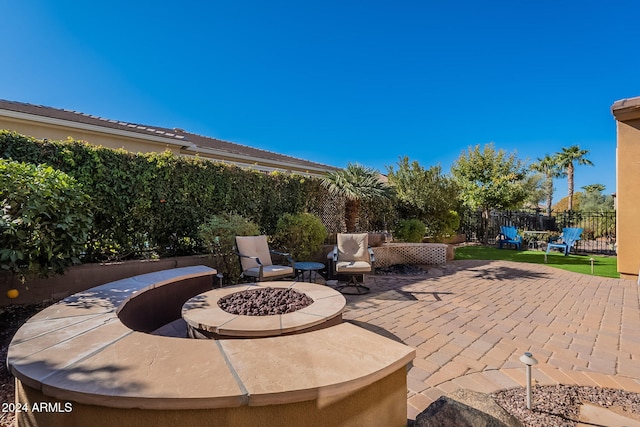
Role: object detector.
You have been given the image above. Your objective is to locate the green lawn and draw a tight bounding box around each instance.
[454,245,619,279]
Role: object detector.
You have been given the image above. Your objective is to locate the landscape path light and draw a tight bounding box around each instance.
[519,352,538,410]
[590,257,595,275]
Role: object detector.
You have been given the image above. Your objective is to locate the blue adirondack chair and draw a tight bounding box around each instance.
[497,226,522,250]
[546,227,583,256]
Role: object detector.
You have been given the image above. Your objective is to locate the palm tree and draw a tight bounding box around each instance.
[555,146,593,211]
[321,163,390,232]
[582,183,606,193]
[530,154,565,216]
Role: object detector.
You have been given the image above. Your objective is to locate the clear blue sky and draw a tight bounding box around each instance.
[3,1,638,199]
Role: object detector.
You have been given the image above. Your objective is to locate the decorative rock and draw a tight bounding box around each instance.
[415,390,523,427]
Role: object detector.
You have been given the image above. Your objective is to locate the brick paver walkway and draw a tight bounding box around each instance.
[340,260,640,421]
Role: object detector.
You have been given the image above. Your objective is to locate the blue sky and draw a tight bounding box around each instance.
[3,1,638,199]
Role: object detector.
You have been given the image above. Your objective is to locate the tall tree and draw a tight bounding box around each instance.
[321,163,390,232]
[530,154,565,216]
[521,173,546,210]
[555,146,593,211]
[386,156,460,240]
[451,143,528,243]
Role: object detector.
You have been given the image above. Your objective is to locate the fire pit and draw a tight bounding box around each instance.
[218,287,314,316]
[182,281,345,339]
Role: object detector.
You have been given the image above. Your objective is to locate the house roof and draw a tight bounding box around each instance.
[611,96,640,122]
[0,99,338,175]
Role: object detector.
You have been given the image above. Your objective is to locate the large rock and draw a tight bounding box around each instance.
[415,390,523,427]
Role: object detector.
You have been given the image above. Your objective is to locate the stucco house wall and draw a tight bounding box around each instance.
[0,114,185,155]
[612,97,640,280]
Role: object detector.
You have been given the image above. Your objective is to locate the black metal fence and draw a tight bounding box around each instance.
[460,210,616,255]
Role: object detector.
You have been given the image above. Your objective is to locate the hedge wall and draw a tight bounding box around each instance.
[0,130,329,262]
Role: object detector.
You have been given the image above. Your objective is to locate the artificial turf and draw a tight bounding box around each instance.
[454,245,619,279]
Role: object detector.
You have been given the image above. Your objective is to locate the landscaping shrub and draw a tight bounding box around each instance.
[426,209,461,242]
[0,159,93,283]
[394,219,426,243]
[198,213,260,284]
[271,213,328,261]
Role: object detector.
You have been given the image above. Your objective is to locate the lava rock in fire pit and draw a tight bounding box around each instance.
[218,287,314,316]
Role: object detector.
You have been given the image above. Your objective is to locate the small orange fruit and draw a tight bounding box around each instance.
[6,289,19,299]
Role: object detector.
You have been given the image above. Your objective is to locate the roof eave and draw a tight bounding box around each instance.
[612,97,640,122]
[0,109,194,149]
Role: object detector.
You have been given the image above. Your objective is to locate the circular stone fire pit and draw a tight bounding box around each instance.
[182,281,346,339]
[218,287,314,316]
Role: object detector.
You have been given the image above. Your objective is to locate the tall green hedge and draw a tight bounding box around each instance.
[0,130,326,262]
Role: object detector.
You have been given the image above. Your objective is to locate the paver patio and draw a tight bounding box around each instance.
[340,259,640,421]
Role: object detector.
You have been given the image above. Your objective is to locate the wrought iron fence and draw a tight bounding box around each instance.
[460,209,616,255]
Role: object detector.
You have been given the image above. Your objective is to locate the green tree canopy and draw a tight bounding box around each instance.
[451,143,528,211]
[386,156,460,240]
[451,143,528,243]
[580,184,614,212]
[521,173,546,210]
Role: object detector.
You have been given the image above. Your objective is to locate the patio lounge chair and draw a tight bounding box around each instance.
[546,227,583,256]
[497,226,522,250]
[331,233,375,295]
[235,235,295,281]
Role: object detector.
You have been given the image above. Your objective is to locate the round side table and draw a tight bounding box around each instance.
[294,262,325,283]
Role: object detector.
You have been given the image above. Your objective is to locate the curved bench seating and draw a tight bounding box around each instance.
[7,266,415,427]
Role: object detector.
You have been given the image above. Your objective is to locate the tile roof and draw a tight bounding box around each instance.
[0,99,337,173]
[0,99,187,141]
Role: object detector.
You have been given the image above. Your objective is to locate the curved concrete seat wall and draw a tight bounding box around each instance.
[7,265,415,427]
[116,273,215,333]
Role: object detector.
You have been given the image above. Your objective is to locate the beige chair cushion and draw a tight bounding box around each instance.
[236,235,273,271]
[243,265,295,278]
[337,233,369,262]
[336,261,372,274]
